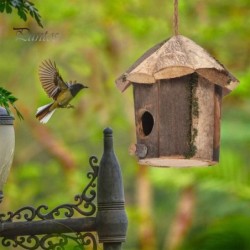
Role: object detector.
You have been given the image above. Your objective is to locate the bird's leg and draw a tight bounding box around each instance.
[66,104,75,109]
[58,103,74,109]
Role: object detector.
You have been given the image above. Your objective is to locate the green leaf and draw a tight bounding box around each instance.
[0,1,5,12]
[8,96,18,104]
[17,7,27,21]
[12,103,24,120]
[34,12,43,28]
[1,0,43,28]
[25,1,43,28]
[5,2,12,13]
[9,0,19,8]
[0,87,24,120]
[4,106,11,115]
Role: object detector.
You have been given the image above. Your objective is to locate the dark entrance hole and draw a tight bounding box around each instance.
[141,111,154,136]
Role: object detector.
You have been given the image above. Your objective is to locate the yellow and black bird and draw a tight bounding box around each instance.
[36,60,88,123]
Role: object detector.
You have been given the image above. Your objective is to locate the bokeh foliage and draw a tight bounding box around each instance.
[0,0,249,249]
[0,0,42,27]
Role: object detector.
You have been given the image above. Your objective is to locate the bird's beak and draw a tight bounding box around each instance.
[83,85,88,88]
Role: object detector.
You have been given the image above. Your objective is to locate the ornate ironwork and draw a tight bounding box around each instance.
[0,156,99,223]
[0,156,99,249]
[2,232,97,250]
[0,128,129,250]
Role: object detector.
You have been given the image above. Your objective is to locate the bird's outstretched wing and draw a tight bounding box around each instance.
[38,60,68,100]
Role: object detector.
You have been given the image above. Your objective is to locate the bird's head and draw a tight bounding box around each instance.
[70,83,88,97]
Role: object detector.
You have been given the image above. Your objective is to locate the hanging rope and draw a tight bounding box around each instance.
[173,0,179,36]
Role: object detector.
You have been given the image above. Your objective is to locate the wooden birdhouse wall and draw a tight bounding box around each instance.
[193,75,222,163]
[133,73,222,167]
[133,83,159,158]
[158,76,191,157]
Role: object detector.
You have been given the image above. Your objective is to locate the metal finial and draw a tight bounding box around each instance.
[97,128,128,246]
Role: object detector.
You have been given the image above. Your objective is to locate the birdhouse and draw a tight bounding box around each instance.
[116,35,239,167]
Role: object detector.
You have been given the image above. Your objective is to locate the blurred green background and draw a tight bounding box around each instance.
[0,0,250,249]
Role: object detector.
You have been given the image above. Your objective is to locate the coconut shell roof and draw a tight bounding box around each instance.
[115,35,239,94]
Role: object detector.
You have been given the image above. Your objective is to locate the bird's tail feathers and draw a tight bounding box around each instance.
[36,103,55,124]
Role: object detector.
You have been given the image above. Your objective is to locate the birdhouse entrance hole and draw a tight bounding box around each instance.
[141,111,154,136]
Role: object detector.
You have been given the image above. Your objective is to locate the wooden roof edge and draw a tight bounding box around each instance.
[115,35,239,93]
[223,77,240,95]
[115,38,169,92]
[115,73,131,92]
[116,68,239,92]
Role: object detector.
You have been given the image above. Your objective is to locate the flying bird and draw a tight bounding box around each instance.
[36,60,88,123]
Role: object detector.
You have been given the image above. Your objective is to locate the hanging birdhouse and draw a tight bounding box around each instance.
[115,35,239,167]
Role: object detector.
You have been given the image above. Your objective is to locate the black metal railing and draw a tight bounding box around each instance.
[0,128,128,250]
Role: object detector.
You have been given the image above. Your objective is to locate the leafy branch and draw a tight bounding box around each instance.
[0,0,43,28]
[0,87,24,120]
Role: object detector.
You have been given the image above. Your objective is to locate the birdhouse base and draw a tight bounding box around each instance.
[138,157,217,168]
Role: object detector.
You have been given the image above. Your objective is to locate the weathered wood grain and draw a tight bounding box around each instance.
[194,76,215,161]
[133,83,159,158]
[159,77,191,156]
[213,85,222,161]
[138,157,216,167]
